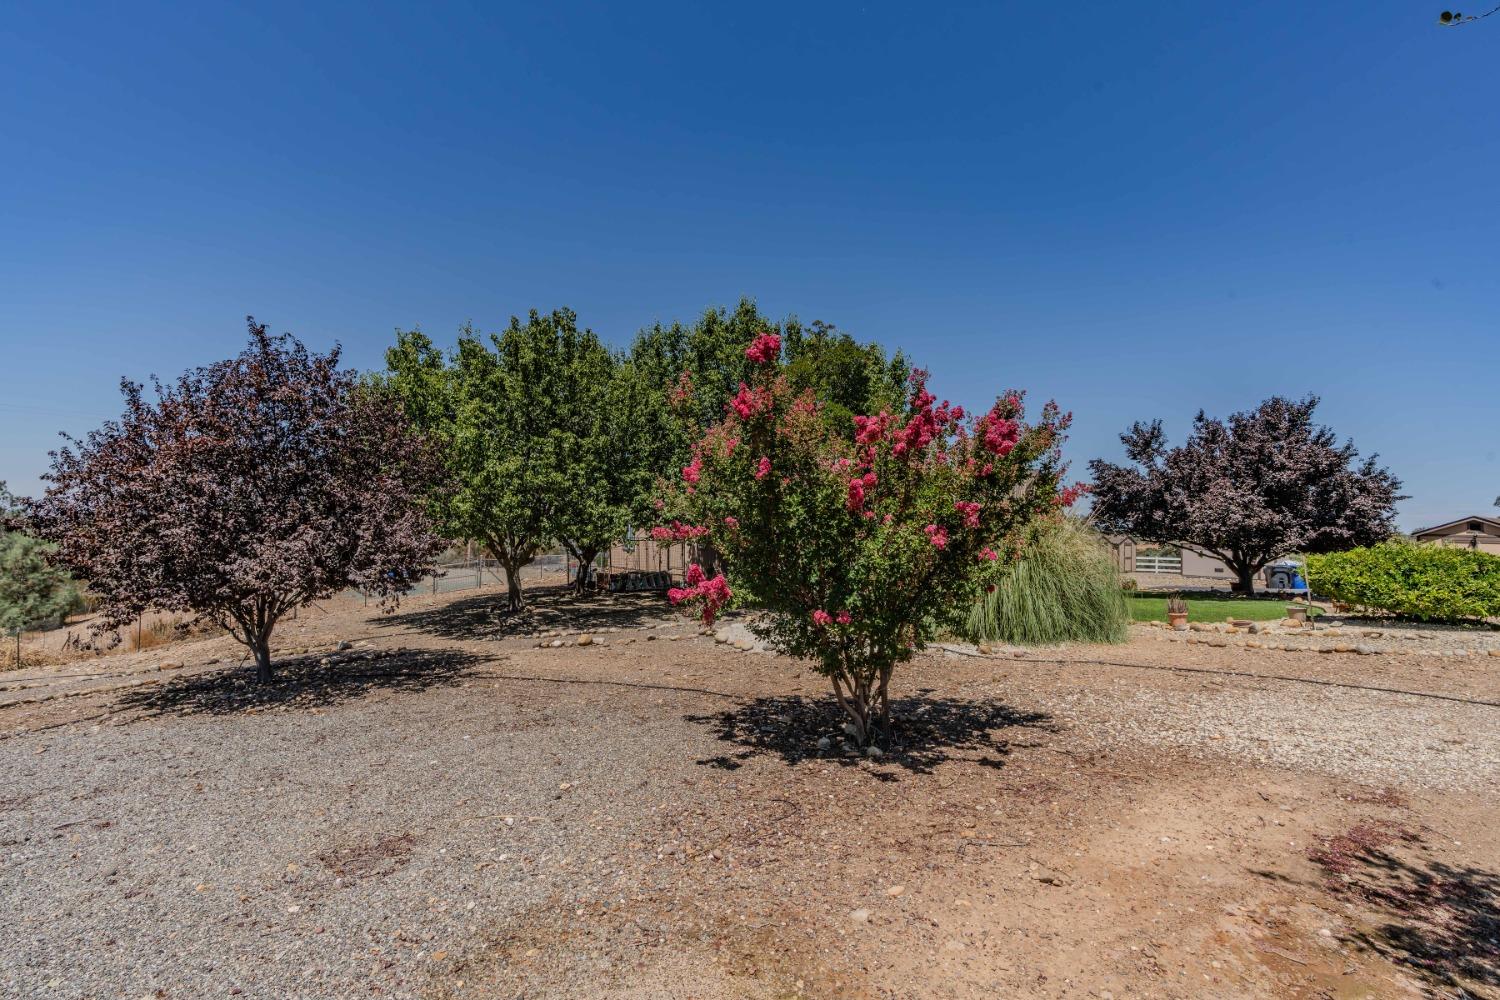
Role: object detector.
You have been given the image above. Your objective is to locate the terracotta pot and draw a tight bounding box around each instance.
[1168,611,1189,631]
[1286,605,1308,623]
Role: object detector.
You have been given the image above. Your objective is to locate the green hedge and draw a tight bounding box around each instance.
[1306,540,1500,622]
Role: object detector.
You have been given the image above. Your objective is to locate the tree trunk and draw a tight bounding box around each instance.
[573,547,599,593]
[251,635,274,683]
[829,670,883,747]
[502,562,524,611]
[1231,562,1258,596]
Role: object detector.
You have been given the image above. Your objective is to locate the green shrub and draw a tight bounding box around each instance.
[961,517,1130,645]
[1307,540,1500,623]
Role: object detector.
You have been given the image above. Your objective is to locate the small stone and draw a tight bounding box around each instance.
[886,885,905,897]
[575,635,593,646]
[849,908,871,923]
[1355,645,1378,655]
[817,736,832,750]
[549,639,564,648]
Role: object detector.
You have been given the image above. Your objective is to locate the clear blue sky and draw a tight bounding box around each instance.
[2,1,1495,530]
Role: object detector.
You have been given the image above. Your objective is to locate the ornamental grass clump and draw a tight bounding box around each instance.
[660,332,1072,745]
[962,516,1129,646]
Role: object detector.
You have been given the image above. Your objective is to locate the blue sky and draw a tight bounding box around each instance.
[2,1,1495,530]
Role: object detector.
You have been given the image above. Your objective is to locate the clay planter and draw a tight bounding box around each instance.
[1168,611,1189,631]
[1286,605,1309,624]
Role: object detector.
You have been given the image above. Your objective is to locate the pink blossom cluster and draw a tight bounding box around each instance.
[723,515,739,530]
[754,456,772,480]
[976,400,1021,458]
[954,500,981,528]
[924,523,949,549]
[650,520,708,542]
[681,456,703,485]
[668,564,733,625]
[744,332,782,365]
[1056,482,1089,507]
[729,382,771,420]
[978,546,999,561]
[845,471,877,512]
[888,372,966,459]
[852,411,892,445]
[811,609,852,626]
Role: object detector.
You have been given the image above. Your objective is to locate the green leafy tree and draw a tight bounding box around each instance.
[552,355,662,590]
[627,298,777,479]
[629,300,909,484]
[385,308,617,609]
[0,482,81,636]
[782,319,909,438]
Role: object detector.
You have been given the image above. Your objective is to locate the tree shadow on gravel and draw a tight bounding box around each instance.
[378,586,670,641]
[115,647,480,718]
[1304,823,1500,997]
[686,689,1053,778]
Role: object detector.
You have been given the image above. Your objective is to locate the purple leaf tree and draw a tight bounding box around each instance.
[29,318,445,682]
[1088,396,1403,594]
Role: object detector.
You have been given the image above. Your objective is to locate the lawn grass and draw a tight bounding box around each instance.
[1128,593,1320,623]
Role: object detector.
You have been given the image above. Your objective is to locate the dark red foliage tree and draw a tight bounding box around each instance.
[1088,396,1403,594]
[30,318,445,682]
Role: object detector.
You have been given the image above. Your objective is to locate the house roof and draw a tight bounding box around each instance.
[1410,514,1500,537]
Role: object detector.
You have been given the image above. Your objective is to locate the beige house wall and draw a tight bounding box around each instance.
[1413,518,1500,555]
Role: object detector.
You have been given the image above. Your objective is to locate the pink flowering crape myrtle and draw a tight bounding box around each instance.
[659,347,1068,747]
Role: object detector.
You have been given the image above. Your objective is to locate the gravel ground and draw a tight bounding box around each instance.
[4,585,1499,999]
[0,649,727,1000]
[1004,663,1500,790]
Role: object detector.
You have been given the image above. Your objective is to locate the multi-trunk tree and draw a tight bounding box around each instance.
[1088,395,1403,594]
[385,308,646,607]
[30,319,444,682]
[662,332,1068,745]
